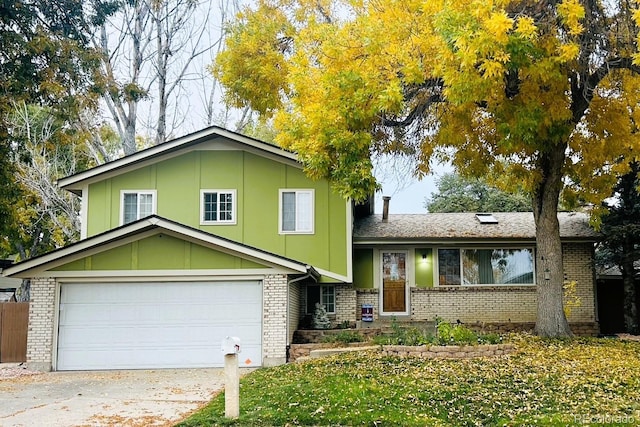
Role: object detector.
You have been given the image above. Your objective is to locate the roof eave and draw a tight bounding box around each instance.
[353,236,598,245]
[57,126,299,191]
[2,215,313,278]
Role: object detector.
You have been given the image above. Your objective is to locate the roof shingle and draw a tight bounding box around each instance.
[353,212,598,241]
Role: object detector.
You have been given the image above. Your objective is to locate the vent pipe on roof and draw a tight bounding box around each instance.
[382,196,391,222]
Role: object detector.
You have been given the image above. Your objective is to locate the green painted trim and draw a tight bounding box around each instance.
[415,248,433,288]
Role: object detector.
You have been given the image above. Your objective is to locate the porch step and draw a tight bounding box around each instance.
[309,346,379,359]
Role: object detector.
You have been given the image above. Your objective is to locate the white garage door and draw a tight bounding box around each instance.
[57,281,262,370]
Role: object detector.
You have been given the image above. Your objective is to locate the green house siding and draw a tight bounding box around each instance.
[157,152,200,227]
[85,146,349,278]
[91,244,134,270]
[415,248,434,288]
[52,234,266,271]
[87,180,110,235]
[353,248,374,289]
[242,153,284,253]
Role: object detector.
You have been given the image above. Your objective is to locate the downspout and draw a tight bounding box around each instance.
[286,266,319,361]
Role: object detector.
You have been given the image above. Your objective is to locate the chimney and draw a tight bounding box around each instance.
[382,196,391,222]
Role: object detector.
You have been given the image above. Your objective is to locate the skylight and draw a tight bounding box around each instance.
[475,213,498,224]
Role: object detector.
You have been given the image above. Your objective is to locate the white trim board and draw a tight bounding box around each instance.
[3,216,311,278]
[58,127,300,192]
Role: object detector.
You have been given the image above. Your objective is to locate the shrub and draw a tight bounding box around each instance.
[376,317,503,347]
[563,280,582,318]
[478,333,502,344]
[313,303,331,330]
[323,331,364,344]
[336,320,353,329]
[436,319,480,345]
[377,318,434,346]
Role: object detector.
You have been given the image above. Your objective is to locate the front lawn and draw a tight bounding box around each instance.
[177,336,640,426]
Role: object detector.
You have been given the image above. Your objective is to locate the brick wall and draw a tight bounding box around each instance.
[411,286,538,323]
[356,289,379,320]
[562,242,596,323]
[26,277,56,371]
[335,284,356,325]
[263,274,288,366]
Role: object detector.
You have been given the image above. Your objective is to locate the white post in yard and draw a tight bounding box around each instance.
[224,353,240,418]
[222,336,241,419]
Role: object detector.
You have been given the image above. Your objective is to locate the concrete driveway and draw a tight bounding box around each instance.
[0,365,239,426]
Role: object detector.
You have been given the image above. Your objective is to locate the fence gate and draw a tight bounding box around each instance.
[0,303,29,363]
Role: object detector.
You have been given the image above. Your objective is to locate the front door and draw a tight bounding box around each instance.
[381,251,407,313]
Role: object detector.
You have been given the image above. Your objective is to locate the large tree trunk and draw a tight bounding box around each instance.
[123,115,137,155]
[533,143,572,337]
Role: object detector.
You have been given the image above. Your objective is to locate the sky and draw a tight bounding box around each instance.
[374,159,453,214]
[376,179,433,214]
[375,165,452,214]
[97,0,452,215]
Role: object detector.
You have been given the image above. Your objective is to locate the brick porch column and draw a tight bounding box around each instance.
[26,278,56,371]
[263,274,287,366]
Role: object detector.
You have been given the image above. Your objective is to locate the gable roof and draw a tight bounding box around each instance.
[2,215,318,278]
[59,126,299,194]
[353,212,599,243]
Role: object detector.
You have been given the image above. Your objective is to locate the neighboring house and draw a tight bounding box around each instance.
[0,260,20,301]
[1,127,600,371]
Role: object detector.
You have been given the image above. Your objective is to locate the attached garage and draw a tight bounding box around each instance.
[2,217,316,371]
[57,281,262,370]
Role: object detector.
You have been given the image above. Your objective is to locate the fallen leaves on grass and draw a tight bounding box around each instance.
[178,335,640,426]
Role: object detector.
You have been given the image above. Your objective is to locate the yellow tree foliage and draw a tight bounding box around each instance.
[215,0,640,337]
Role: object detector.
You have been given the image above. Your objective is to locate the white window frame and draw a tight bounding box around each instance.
[321,285,336,314]
[200,189,237,225]
[278,189,315,234]
[434,247,536,287]
[379,249,411,316]
[119,190,157,225]
[306,285,336,314]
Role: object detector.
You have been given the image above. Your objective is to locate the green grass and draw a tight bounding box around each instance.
[177,336,640,426]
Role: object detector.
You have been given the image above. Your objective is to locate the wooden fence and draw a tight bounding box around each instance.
[0,302,29,363]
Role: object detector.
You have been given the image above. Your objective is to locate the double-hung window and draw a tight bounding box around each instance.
[437,248,535,286]
[200,190,236,224]
[121,190,156,225]
[279,189,314,234]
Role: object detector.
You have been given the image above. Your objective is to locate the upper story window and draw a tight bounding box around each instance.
[201,190,236,224]
[121,190,156,225]
[437,248,535,286]
[279,189,314,234]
